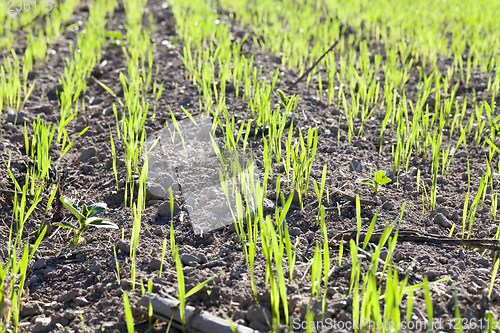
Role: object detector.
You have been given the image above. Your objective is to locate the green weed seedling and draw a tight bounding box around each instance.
[358,170,392,195]
[55,197,118,250]
[275,88,294,108]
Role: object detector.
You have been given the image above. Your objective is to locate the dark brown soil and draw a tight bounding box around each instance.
[1,1,500,332]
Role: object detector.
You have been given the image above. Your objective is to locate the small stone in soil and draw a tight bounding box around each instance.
[382,201,394,210]
[471,276,488,288]
[290,191,301,204]
[379,250,388,260]
[436,175,446,184]
[95,124,105,133]
[475,257,489,266]
[436,196,446,204]
[467,284,479,294]
[117,241,131,255]
[246,304,272,325]
[262,198,275,212]
[147,182,167,200]
[78,147,97,161]
[180,254,201,266]
[146,199,162,206]
[74,297,90,306]
[434,213,452,228]
[157,201,180,217]
[63,312,75,321]
[33,258,46,270]
[20,303,42,317]
[398,172,410,182]
[90,262,102,273]
[195,252,207,263]
[349,158,362,172]
[394,251,404,262]
[329,125,340,136]
[149,258,163,271]
[43,266,58,279]
[81,165,92,174]
[30,104,54,114]
[183,267,196,275]
[51,314,69,326]
[32,317,52,333]
[289,227,301,236]
[88,157,99,164]
[331,108,344,116]
[5,111,29,125]
[424,270,442,280]
[57,289,80,302]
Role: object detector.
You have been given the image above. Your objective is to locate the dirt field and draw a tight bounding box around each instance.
[2,0,500,332]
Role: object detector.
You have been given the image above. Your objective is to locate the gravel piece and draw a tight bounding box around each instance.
[78,147,97,161]
[436,196,446,204]
[30,104,54,114]
[262,198,275,213]
[180,254,200,266]
[157,201,180,217]
[289,227,301,236]
[329,125,340,136]
[331,108,343,116]
[246,304,272,325]
[149,258,163,271]
[195,252,207,264]
[117,241,131,255]
[471,276,488,288]
[74,297,90,306]
[398,172,410,182]
[146,182,167,200]
[6,111,29,125]
[33,258,46,270]
[43,266,58,279]
[51,314,69,326]
[90,262,102,273]
[20,303,42,317]
[436,175,447,184]
[382,201,394,210]
[349,158,362,172]
[424,270,442,280]
[32,317,52,333]
[58,289,80,302]
[434,213,452,228]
